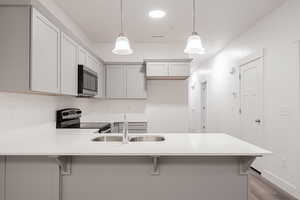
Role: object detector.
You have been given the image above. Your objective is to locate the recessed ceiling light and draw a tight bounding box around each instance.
[149,10,166,19]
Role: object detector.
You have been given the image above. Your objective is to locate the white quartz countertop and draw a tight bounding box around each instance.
[0,126,271,156]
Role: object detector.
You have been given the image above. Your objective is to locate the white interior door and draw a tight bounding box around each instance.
[240,57,263,170]
[201,82,207,132]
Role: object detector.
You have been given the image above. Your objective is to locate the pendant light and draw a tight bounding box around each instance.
[112,0,133,55]
[184,0,205,55]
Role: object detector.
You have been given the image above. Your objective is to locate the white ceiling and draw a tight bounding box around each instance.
[55,0,285,59]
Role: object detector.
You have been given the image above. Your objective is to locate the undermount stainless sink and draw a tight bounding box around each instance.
[92,136,123,142]
[92,135,166,143]
[129,136,165,142]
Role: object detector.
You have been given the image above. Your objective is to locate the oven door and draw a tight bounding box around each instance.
[78,65,98,97]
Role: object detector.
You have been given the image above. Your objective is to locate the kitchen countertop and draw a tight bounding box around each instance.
[0,125,271,156]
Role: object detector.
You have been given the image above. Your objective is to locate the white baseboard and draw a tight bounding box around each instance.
[263,170,299,199]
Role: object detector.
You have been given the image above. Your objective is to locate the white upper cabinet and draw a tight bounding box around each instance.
[87,54,98,72]
[146,61,191,80]
[146,63,169,77]
[87,54,104,98]
[126,65,147,98]
[61,33,78,95]
[106,64,147,99]
[106,65,126,98]
[169,63,190,77]
[0,6,103,97]
[97,63,106,98]
[31,8,61,94]
[78,47,87,66]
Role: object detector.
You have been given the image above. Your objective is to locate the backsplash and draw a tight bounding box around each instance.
[0,80,189,134]
[0,92,95,132]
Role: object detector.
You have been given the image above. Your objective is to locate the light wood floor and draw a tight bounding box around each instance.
[249,173,298,200]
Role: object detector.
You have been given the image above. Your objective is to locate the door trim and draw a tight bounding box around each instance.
[238,49,265,144]
[238,49,264,67]
[200,81,208,132]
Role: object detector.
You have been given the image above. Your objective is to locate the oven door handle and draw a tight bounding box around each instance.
[99,128,112,134]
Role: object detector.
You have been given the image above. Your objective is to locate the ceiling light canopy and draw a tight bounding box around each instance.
[184,0,205,55]
[112,0,133,55]
[149,10,166,19]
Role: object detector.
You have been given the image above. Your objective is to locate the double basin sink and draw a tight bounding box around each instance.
[92,135,165,143]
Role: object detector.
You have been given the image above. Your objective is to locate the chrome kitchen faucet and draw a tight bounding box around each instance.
[123,113,129,143]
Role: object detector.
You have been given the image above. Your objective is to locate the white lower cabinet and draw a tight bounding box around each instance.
[31,8,61,94]
[61,33,78,95]
[106,64,147,99]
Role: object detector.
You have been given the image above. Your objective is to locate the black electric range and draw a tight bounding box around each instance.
[56,108,111,133]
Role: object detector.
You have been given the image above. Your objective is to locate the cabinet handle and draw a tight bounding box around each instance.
[255,119,261,124]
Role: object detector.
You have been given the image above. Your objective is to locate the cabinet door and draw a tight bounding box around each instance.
[87,54,98,72]
[61,33,78,95]
[5,157,59,200]
[106,65,126,98]
[97,63,105,98]
[78,47,87,65]
[126,65,147,98]
[31,8,60,94]
[146,62,169,77]
[168,63,190,77]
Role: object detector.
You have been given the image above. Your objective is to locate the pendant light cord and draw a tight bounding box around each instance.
[193,0,196,33]
[120,0,124,34]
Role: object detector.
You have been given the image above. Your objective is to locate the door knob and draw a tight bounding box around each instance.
[255,119,261,124]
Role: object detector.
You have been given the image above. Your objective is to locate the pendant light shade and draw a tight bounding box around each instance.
[184,0,205,55]
[184,32,205,54]
[112,0,133,55]
[112,33,133,55]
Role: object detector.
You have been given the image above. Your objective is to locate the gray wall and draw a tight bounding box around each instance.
[0,6,30,92]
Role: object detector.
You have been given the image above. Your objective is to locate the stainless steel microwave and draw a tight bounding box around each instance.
[78,65,98,97]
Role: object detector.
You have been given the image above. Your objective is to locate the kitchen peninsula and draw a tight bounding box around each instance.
[0,126,270,200]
